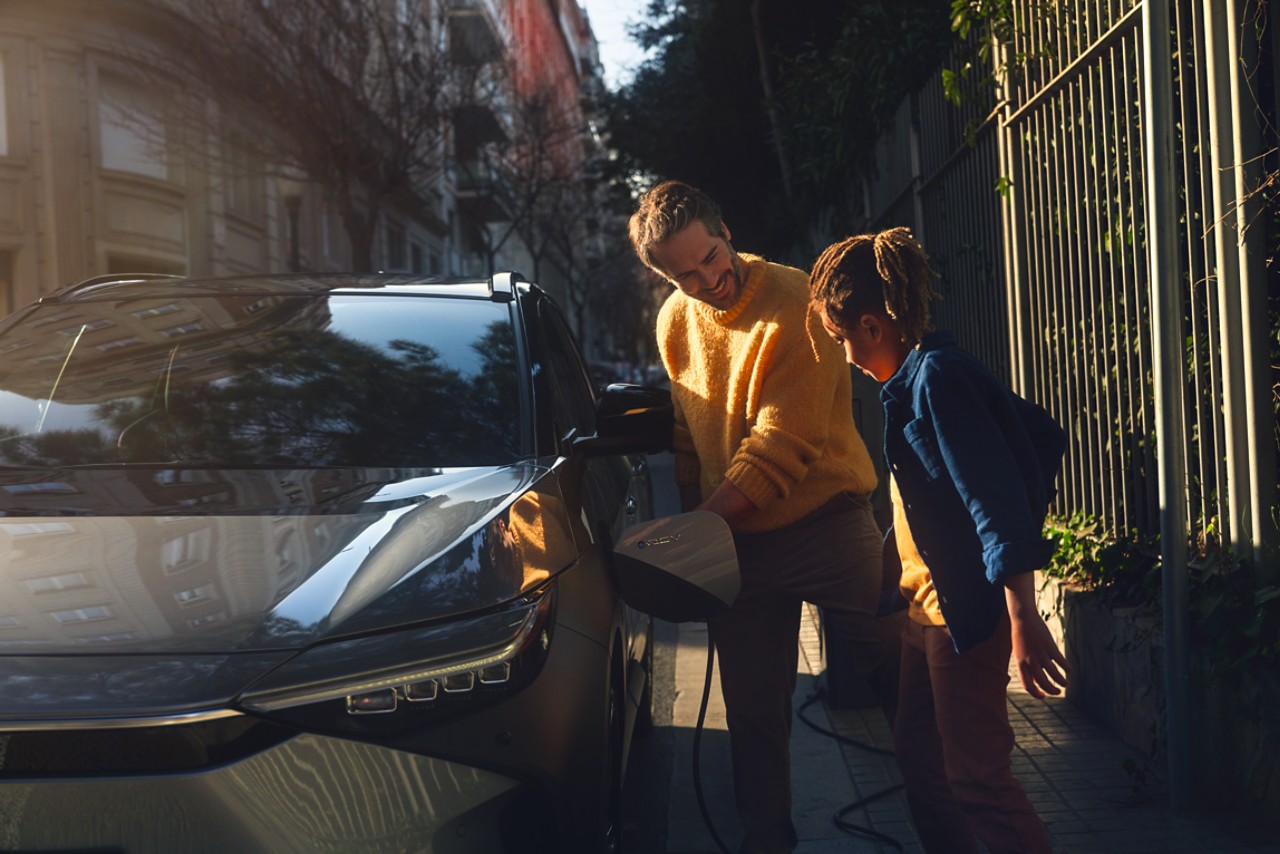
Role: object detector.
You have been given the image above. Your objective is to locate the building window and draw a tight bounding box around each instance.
[386,221,407,270]
[98,73,167,180]
[411,243,424,274]
[2,482,78,495]
[51,605,113,624]
[96,336,142,353]
[80,632,135,644]
[0,521,73,537]
[154,469,213,486]
[106,254,185,276]
[131,303,180,319]
[224,137,260,218]
[161,321,203,337]
[162,528,211,573]
[0,249,12,315]
[26,572,91,594]
[60,319,112,336]
[187,611,226,629]
[0,616,21,629]
[174,583,217,607]
[0,54,8,157]
[321,205,332,259]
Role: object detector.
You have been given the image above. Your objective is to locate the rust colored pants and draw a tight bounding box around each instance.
[709,492,904,854]
[894,616,1053,854]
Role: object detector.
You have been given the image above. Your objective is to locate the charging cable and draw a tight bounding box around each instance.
[692,631,734,854]
[795,688,906,851]
[690,634,907,853]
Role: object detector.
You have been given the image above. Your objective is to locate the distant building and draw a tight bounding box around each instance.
[0,0,606,327]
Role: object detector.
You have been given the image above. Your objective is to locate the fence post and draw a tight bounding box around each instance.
[996,27,1028,398]
[1224,0,1275,564]
[1141,0,1191,809]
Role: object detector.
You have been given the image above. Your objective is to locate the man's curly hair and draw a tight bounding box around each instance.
[629,180,727,275]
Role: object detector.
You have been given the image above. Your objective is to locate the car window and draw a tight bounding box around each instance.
[538,303,596,442]
[0,294,521,468]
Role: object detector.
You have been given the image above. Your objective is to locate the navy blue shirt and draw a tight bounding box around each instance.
[881,331,1066,652]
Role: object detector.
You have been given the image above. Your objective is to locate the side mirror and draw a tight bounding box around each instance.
[573,383,673,456]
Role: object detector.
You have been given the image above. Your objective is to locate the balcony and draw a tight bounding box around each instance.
[452,160,510,222]
[447,0,504,65]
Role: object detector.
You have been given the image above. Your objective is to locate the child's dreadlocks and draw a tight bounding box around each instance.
[809,227,939,345]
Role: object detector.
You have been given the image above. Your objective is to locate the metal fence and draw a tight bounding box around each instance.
[865,0,1276,562]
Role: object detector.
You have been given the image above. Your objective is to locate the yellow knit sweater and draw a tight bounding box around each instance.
[656,255,878,534]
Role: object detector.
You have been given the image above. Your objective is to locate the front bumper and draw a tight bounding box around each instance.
[0,732,534,853]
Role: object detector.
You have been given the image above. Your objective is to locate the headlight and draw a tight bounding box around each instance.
[237,587,554,732]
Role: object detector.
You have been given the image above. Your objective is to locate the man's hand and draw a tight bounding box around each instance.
[1005,574,1071,698]
[695,478,758,531]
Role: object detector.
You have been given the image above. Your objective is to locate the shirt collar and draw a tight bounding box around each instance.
[880,329,955,403]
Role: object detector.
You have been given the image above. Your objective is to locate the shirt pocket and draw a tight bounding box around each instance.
[902,417,946,481]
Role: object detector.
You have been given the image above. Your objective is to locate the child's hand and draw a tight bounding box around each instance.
[1009,612,1071,698]
[1004,574,1071,698]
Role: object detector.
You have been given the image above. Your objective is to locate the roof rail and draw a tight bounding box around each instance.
[489,271,520,303]
[45,272,185,303]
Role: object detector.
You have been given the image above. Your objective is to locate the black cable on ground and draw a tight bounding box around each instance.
[692,633,907,853]
[796,687,908,852]
[692,630,734,854]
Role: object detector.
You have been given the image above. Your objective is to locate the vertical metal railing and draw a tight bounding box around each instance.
[862,0,1276,811]
[997,1,1158,538]
[865,0,1274,555]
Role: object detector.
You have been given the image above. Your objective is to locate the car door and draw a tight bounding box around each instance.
[532,298,650,659]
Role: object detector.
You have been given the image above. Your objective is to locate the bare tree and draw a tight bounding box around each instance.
[450,88,584,279]
[112,0,462,272]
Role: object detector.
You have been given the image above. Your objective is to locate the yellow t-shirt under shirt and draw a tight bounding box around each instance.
[891,474,946,627]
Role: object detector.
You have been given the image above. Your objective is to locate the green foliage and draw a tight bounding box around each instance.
[604,0,796,255]
[1188,557,1280,686]
[605,0,953,257]
[1045,514,1280,704]
[1043,513,1160,606]
[777,2,953,229]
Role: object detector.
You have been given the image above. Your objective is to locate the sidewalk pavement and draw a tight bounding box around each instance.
[665,602,1275,854]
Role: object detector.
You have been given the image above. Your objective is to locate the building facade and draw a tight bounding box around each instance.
[0,0,605,327]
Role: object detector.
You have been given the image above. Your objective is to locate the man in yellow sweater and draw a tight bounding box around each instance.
[628,180,902,854]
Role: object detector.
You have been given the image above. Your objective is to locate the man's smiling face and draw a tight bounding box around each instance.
[650,221,745,311]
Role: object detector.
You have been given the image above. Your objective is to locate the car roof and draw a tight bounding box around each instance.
[44,272,527,303]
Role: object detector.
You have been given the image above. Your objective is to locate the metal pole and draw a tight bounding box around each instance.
[909,94,926,245]
[1202,0,1253,555]
[1225,0,1275,564]
[997,26,1028,398]
[1140,0,1191,809]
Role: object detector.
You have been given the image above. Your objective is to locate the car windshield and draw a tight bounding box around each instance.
[0,293,522,468]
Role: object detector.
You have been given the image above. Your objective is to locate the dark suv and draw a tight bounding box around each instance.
[0,272,671,853]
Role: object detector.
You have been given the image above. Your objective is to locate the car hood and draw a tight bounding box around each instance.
[0,463,578,658]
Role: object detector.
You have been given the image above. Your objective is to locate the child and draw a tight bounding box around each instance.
[809,228,1070,854]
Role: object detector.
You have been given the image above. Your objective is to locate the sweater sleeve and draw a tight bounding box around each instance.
[670,391,701,489]
[723,306,843,508]
[656,297,701,490]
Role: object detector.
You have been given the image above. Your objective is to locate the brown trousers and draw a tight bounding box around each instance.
[895,616,1053,854]
[708,492,904,854]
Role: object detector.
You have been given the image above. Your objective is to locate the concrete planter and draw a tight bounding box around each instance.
[1035,574,1280,816]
